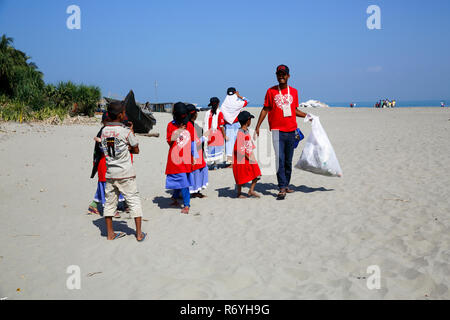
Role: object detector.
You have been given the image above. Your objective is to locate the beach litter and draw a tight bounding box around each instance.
[40,115,100,126]
[299,100,330,108]
[383,194,411,202]
[87,272,102,277]
[383,198,410,202]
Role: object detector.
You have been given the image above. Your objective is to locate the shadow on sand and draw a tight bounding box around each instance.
[92,217,136,237]
[216,183,334,199]
[152,196,178,209]
[215,186,237,198]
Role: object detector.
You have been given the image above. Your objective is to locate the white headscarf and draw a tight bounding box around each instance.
[220,94,247,124]
[203,108,219,131]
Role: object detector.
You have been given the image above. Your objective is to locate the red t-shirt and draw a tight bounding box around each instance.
[97,155,107,182]
[165,121,194,175]
[264,85,299,132]
[208,111,225,146]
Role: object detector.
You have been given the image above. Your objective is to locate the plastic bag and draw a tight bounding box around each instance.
[295,114,343,177]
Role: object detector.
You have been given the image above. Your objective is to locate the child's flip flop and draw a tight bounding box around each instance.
[112,232,126,240]
[137,232,147,242]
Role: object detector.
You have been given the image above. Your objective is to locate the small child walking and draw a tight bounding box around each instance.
[100,101,146,241]
[233,111,261,198]
[165,102,196,214]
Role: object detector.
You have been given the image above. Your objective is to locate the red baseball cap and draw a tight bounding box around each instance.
[276,65,290,75]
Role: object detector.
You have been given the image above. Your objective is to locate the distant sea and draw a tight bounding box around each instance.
[196,100,448,109]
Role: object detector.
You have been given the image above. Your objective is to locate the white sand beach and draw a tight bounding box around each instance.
[0,107,449,300]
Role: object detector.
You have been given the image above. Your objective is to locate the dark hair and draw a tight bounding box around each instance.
[173,102,189,125]
[186,104,197,122]
[211,102,219,115]
[239,118,249,127]
[107,101,124,120]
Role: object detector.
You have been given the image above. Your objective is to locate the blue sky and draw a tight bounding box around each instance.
[1,0,449,104]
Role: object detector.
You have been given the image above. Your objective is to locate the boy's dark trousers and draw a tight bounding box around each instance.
[273,130,296,190]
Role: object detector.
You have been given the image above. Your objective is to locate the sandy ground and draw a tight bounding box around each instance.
[0,107,449,300]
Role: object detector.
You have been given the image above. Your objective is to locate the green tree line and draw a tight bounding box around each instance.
[0,34,101,122]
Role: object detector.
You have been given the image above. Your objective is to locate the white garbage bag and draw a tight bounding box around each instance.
[295,114,343,177]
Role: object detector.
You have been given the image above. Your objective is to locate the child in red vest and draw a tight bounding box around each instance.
[165,102,196,214]
[233,111,261,198]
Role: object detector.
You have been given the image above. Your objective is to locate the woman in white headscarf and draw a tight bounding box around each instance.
[221,87,248,167]
[203,97,227,169]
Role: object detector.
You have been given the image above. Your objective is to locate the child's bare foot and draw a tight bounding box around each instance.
[181,206,190,214]
[248,191,261,198]
[237,193,247,199]
[136,232,146,242]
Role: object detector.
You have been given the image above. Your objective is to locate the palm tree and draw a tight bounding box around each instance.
[0,35,15,96]
[0,34,13,52]
[0,34,45,104]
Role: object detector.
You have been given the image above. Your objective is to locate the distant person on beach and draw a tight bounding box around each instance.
[233,111,261,198]
[186,104,208,198]
[254,64,310,200]
[441,101,445,108]
[165,102,196,214]
[100,101,146,241]
[88,111,129,217]
[221,87,248,168]
[203,97,227,169]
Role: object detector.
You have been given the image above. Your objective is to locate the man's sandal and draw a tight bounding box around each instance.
[277,189,287,200]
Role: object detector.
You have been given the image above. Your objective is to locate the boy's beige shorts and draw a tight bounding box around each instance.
[103,177,143,218]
